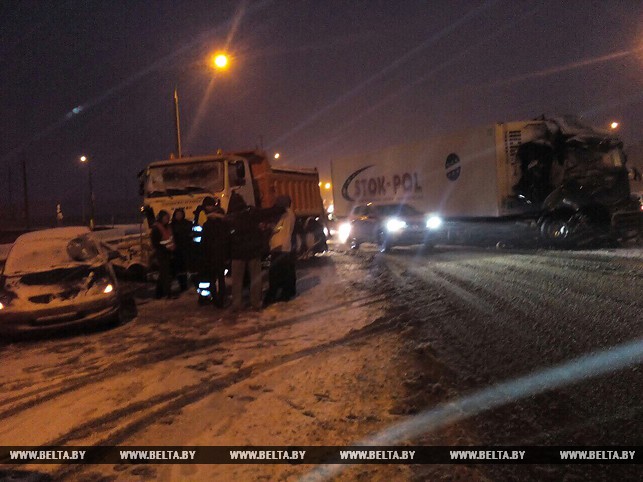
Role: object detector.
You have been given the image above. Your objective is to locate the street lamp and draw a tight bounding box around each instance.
[610,121,619,129]
[173,52,230,158]
[274,152,280,159]
[212,53,229,70]
[80,155,96,230]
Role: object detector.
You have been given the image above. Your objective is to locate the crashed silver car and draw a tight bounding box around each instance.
[0,227,121,335]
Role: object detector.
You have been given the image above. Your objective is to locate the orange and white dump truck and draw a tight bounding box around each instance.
[138,149,327,258]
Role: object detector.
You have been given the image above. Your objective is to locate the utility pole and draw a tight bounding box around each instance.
[21,152,30,229]
[174,86,182,158]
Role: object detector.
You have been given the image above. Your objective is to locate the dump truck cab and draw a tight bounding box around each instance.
[139,152,254,226]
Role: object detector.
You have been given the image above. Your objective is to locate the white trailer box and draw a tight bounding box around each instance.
[331,123,537,219]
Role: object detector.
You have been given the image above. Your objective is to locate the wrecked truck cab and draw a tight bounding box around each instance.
[0,228,121,337]
[511,118,641,245]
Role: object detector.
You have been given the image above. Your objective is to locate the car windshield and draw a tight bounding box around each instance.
[374,204,421,217]
[3,236,100,276]
[145,160,224,197]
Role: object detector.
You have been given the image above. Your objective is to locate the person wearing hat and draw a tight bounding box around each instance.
[264,194,297,305]
[151,210,176,299]
[200,196,229,307]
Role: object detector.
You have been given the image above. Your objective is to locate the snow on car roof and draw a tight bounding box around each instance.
[14,227,90,243]
[4,227,98,276]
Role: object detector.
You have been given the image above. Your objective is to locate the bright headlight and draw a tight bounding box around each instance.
[386,218,407,232]
[426,215,443,230]
[192,225,203,232]
[103,284,114,294]
[0,301,4,310]
[338,222,352,243]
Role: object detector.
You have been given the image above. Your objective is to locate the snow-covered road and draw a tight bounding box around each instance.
[0,246,641,481]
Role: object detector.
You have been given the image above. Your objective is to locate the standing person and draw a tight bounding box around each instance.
[200,197,229,307]
[150,210,176,299]
[264,195,297,305]
[171,208,192,292]
[225,192,283,312]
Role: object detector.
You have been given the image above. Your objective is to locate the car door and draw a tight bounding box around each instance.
[354,205,379,243]
[350,205,366,241]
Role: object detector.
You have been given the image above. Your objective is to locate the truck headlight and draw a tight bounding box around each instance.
[426,215,443,230]
[338,222,352,243]
[386,218,407,232]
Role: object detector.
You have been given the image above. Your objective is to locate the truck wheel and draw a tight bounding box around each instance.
[540,216,572,246]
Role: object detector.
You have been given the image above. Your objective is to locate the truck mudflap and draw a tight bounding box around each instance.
[611,210,643,240]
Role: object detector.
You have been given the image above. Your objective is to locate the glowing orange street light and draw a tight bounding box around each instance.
[274,153,280,159]
[610,121,619,129]
[175,52,230,158]
[212,53,229,70]
[324,182,331,190]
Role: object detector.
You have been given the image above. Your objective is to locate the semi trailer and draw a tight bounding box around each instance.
[331,117,642,247]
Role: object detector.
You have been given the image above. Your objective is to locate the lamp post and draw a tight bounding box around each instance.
[80,155,96,230]
[173,52,230,159]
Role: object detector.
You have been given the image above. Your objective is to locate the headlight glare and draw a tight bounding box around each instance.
[338,223,352,244]
[386,218,407,232]
[426,215,443,230]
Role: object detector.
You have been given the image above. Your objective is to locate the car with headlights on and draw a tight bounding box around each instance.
[0,227,122,336]
[339,203,443,252]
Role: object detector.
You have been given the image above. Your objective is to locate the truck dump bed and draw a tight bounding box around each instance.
[239,151,324,218]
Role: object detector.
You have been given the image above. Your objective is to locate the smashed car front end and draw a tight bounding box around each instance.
[0,264,120,335]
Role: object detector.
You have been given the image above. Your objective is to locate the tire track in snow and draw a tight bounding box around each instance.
[0,294,387,422]
[45,306,456,480]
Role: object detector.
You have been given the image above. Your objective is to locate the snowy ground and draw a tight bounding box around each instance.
[0,245,641,481]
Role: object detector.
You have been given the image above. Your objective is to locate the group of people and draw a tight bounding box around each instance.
[150,192,297,312]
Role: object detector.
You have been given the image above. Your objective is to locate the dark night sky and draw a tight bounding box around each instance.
[1,0,642,222]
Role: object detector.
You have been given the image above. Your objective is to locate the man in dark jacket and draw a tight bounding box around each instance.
[151,210,175,299]
[200,196,229,307]
[171,208,192,292]
[226,192,283,311]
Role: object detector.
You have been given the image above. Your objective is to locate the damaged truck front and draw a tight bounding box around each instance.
[331,117,642,248]
[514,118,640,245]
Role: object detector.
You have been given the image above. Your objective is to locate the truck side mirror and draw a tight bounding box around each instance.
[235,162,246,185]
